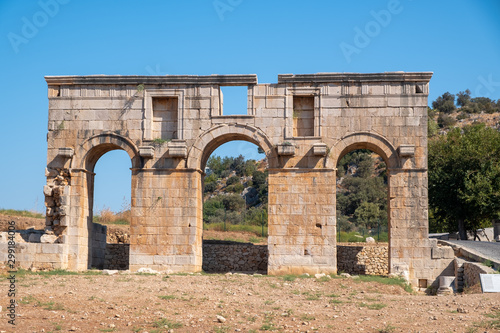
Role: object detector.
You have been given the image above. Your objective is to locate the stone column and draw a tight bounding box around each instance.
[129,169,203,272]
[65,169,93,271]
[388,169,432,285]
[267,169,336,275]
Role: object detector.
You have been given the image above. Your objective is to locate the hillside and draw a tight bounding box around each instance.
[429,89,500,135]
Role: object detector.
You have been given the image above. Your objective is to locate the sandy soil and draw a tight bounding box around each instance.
[0,272,499,333]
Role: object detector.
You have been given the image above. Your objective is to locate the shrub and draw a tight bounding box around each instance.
[226,176,240,186]
[204,182,217,193]
[437,113,456,128]
[226,183,244,193]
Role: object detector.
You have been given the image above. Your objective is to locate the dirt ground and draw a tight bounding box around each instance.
[1,272,499,333]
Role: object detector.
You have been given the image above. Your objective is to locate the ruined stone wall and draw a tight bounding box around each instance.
[202,240,268,273]
[337,244,388,275]
[90,223,107,269]
[104,244,129,270]
[43,73,441,284]
[463,262,496,289]
[0,242,67,270]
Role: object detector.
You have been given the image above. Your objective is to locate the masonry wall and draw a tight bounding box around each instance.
[202,240,268,273]
[104,244,129,270]
[129,169,203,272]
[90,223,107,269]
[337,244,388,275]
[268,169,336,275]
[0,243,68,270]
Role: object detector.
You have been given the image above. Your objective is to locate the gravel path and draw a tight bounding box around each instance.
[445,240,500,261]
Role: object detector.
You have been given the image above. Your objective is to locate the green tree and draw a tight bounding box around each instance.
[428,124,500,239]
[354,202,382,229]
[244,159,257,176]
[230,155,246,176]
[252,170,268,204]
[207,156,223,178]
[221,194,245,212]
[432,92,456,114]
[456,89,471,108]
[336,150,388,230]
[204,182,216,193]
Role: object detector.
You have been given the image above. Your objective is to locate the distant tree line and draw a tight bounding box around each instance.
[203,154,268,226]
[428,89,500,135]
[336,150,388,233]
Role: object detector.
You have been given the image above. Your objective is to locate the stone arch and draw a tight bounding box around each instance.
[331,131,398,276]
[186,124,276,171]
[328,131,400,170]
[77,132,140,172]
[72,132,139,270]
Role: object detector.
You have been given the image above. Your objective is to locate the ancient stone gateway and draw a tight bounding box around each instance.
[43,72,454,286]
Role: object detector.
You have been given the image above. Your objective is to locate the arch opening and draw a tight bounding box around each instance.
[85,148,132,270]
[336,148,390,276]
[201,140,269,274]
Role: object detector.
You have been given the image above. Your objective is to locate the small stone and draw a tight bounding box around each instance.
[137,267,158,274]
[109,323,115,328]
[40,234,58,243]
[69,327,77,331]
[216,315,226,323]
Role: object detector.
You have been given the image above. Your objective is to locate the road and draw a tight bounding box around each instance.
[445,240,500,262]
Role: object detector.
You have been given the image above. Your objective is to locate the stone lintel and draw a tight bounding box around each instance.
[45,74,258,86]
[278,72,433,84]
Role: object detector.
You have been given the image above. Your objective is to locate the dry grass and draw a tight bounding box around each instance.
[94,206,130,225]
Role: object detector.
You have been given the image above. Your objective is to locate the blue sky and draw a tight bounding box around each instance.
[0,0,499,213]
